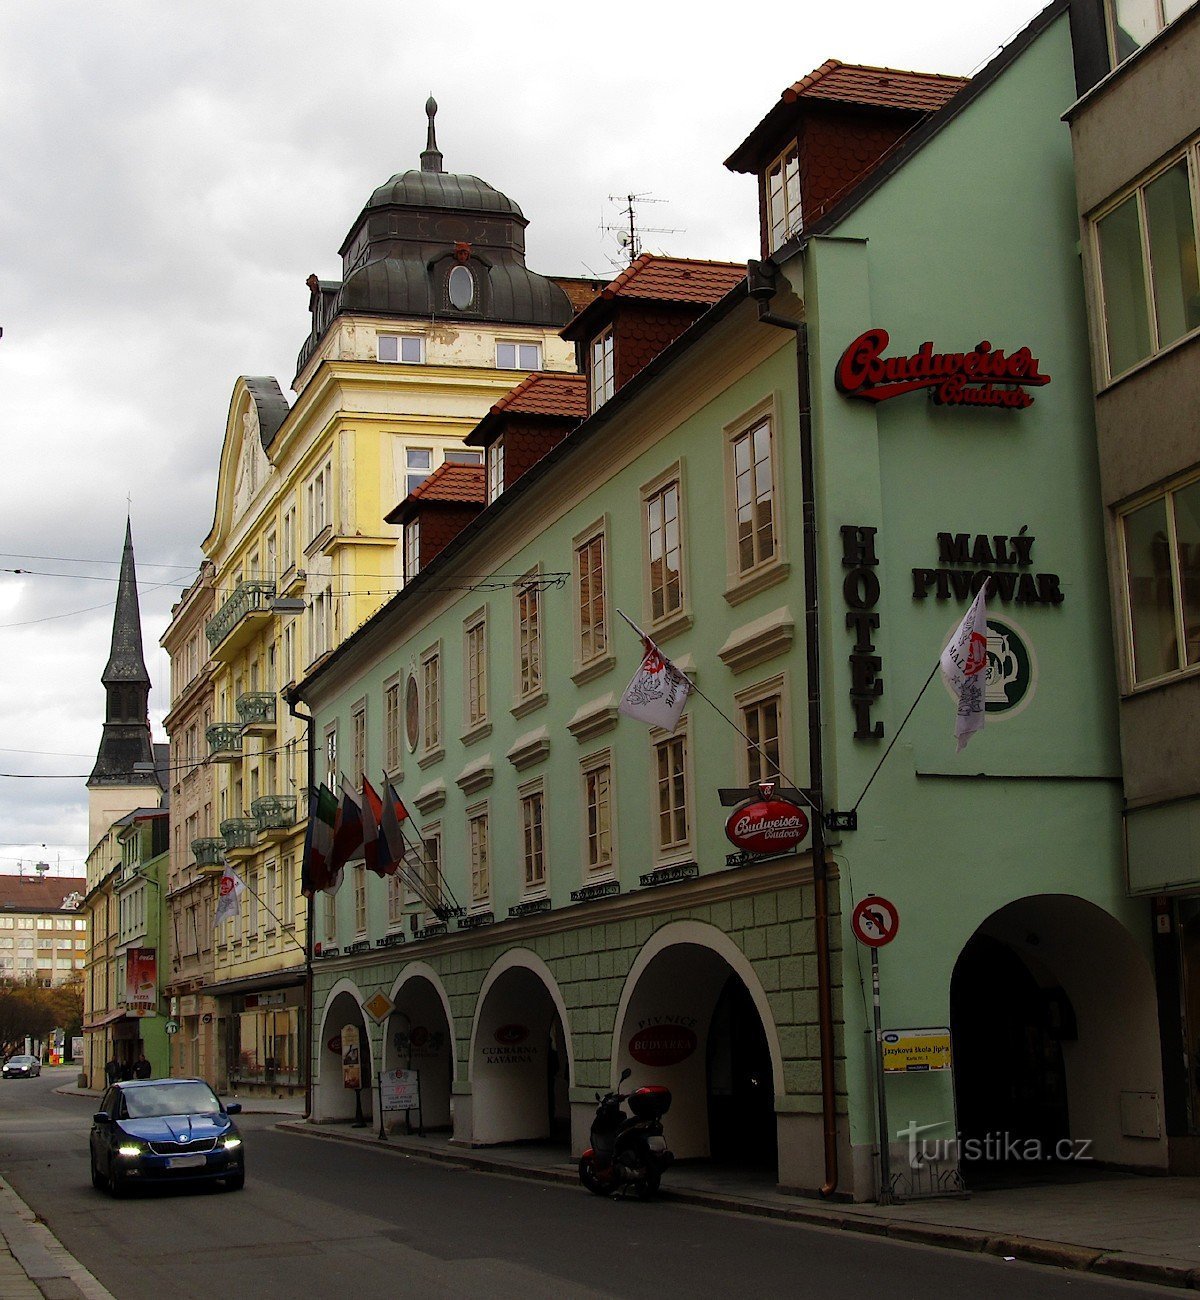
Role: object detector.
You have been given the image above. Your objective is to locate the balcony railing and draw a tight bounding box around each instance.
[191,837,225,870]
[206,723,243,761]
[237,691,277,735]
[205,579,275,654]
[252,794,297,837]
[220,818,257,852]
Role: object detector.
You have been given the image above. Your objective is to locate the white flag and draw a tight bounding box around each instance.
[214,865,246,928]
[619,637,692,731]
[940,583,990,752]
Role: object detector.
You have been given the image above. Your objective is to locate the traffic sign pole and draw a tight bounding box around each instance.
[871,946,893,1206]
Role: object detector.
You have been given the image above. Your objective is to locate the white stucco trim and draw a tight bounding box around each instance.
[468,947,575,1087]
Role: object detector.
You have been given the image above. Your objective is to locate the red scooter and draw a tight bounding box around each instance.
[579,1067,673,1198]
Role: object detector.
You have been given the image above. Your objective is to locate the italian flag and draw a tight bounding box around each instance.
[301,783,339,895]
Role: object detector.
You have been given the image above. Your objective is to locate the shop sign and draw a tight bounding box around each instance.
[724,797,809,854]
[842,524,885,740]
[483,1024,535,1066]
[124,948,157,1016]
[381,1068,421,1111]
[341,1024,362,1091]
[836,329,1051,408]
[882,1028,952,1073]
[912,529,1063,607]
[628,1022,697,1067]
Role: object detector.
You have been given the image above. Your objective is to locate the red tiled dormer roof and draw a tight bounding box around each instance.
[561,255,745,342]
[489,371,588,420]
[0,874,86,913]
[408,462,486,505]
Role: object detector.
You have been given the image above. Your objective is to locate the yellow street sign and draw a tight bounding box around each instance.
[881,1027,952,1073]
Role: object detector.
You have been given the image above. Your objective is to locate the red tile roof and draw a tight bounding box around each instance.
[408,462,486,505]
[489,371,588,420]
[0,874,86,913]
[783,60,967,113]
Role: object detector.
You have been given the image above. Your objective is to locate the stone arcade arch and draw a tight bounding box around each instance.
[314,980,374,1123]
[612,921,784,1171]
[467,950,573,1146]
[384,964,456,1131]
[950,894,1167,1175]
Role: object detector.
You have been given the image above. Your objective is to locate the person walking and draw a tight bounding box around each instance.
[133,1054,151,1080]
[104,1055,119,1087]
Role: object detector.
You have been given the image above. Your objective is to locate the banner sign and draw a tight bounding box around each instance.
[124,947,157,1016]
[380,1068,421,1112]
[341,1023,362,1090]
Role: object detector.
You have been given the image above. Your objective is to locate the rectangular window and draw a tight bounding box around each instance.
[422,646,442,755]
[468,807,490,906]
[589,328,614,410]
[582,753,614,875]
[574,525,608,670]
[281,857,294,926]
[354,870,367,937]
[736,677,787,787]
[1109,0,1196,61]
[464,610,489,732]
[404,519,420,583]
[420,826,442,916]
[306,460,332,543]
[1094,152,1200,380]
[323,892,336,944]
[384,677,401,773]
[487,439,505,504]
[387,870,405,928]
[406,448,432,496]
[496,341,542,370]
[644,473,685,626]
[324,726,337,789]
[516,573,543,703]
[653,723,691,859]
[1121,477,1200,683]
[443,449,483,467]
[766,142,802,249]
[352,702,367,783]
[281,504,296,573]
[731,415,777,574]
[520,783,546,893]
[378,333,425,364]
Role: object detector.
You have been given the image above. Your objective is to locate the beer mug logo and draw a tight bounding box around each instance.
[983,617,1035,717]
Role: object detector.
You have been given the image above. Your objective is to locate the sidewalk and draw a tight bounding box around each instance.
[281,1119,1200,1291]
[0,1174,113,1300]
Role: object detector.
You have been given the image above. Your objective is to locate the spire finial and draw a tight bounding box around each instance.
[421,95,443,174]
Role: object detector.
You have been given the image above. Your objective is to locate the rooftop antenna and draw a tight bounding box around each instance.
[601,193,682,267]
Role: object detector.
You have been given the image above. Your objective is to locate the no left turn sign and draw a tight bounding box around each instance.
[851,895,899,948]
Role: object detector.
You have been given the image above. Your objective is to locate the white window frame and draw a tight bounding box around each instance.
[404,519,420,583]
[496,340,543,370]
[463,608,490,740]
[651,717,693,866]
[734,674,791,788]
[519,779,548,896]
[405,447,433,497]
[580,749,616,880]
[487,439,505,504]
[513,567,546,715]
[384,674,402,775]
[351,699,367,784]
[572,517,614,683]
[420,642,444,764]
[766,141,802,250]
[386,869,405,929]
[640,461,691,641]
[723,396,787,602]
[1107,0,1196,62]
[467,803,491,909]
[378,332,425,364]
[589,327,615,410]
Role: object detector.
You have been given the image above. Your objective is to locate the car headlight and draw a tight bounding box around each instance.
[221,1136,242,1149]
[117,1143,145,1158]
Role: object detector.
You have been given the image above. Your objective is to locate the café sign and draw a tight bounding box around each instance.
[836,328,1051,408]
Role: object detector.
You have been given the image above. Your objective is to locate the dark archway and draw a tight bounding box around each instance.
[384,973,455,1131]
[707,974,777,1169]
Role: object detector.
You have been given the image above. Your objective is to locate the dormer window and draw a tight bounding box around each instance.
[404,520,420,583]
[379,333,424,364]
[496,341,542,370]
[589,328,615,410]
[766,143,802,249]
[487,440,505,504]
[448,264,475,310]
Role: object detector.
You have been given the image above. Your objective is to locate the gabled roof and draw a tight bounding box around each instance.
[0,874,87,913]
[385,462,486,525]
[466,371,587,447]
[725,60,968,173]
[561,255,746,341]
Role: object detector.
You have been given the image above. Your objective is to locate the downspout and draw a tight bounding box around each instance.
[286,687,316,1121]
[749,258,839,1198]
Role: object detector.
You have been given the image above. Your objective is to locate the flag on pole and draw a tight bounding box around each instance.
[329,776,365,877]
[301,783,339,895]
[619,633,692,732]
[361,777,403,877]
[380,777,410,872]
[940,582,990,752]
[214,865,245,928]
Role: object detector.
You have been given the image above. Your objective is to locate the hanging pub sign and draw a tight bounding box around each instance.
[724,789,810,855]
[836,328,1051,409]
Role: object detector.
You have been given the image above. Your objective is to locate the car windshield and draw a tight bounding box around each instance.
[8,1056,34,1065]
[124,1082,223,1118]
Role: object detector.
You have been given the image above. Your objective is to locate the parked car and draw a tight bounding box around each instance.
[89,1078,244,1196]
[2,1055,41,1079]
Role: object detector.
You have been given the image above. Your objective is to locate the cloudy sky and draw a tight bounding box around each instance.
[0,0,1046,878]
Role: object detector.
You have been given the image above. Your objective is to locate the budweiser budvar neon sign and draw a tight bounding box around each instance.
[836,328,1051,409]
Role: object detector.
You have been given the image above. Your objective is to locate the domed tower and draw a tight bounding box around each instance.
[296,98,574,380]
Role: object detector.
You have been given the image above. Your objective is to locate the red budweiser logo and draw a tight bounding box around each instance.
[836,328,1050,409]
[724,798,809,855]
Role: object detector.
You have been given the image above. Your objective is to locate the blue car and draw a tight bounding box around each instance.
[89,1078,244,1196]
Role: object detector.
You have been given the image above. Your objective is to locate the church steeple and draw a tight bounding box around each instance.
[88,519,156,789]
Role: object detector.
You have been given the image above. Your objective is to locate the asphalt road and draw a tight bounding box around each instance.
[0,1070,1177,1299]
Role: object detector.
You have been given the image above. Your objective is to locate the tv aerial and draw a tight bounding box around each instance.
[601,193,682,266]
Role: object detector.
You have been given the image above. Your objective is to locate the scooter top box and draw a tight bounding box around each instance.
[628,1085,671,1119]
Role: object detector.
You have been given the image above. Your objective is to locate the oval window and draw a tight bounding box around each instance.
[405,675,420,752]
[447,264,474,310]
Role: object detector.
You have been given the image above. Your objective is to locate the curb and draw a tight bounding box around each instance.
[275,1121,1199,1290]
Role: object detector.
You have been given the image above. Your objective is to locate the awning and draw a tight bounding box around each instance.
[201,966,306,1000]
[83,1008,131,1031]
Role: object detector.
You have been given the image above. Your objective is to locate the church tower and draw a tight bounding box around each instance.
[86,519,162,850]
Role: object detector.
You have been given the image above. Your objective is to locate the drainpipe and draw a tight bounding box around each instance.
[749,258,839,1198]
[286,687,316,1121]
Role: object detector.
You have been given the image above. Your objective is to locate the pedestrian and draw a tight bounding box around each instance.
[119,1059,134,1082]
[133,1054,151,1080]
[104,1056,119,1087]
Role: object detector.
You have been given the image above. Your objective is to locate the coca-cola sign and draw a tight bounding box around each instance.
[628,1025,697,1067]
[725,798,810,855]
[836,328,1050,409]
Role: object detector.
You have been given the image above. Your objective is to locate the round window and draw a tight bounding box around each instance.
[405,674,420,752]
[448,264,474,310]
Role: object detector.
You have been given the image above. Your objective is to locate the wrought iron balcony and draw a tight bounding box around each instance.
[236,691,276,735]
[252,794,297,838]
[191,837,225,871]
[204,580,275,660]
[220,818,258,854]
[206,723,243,762]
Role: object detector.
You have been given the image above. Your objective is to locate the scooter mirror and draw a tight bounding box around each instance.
[619,1067,631,1084]
[595,1092,601,1101]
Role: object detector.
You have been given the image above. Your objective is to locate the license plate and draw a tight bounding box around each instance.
[646,1136,667,1152]
[166,1154,206,1169]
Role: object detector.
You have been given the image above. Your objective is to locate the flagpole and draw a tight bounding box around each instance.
[616,609,821,817]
